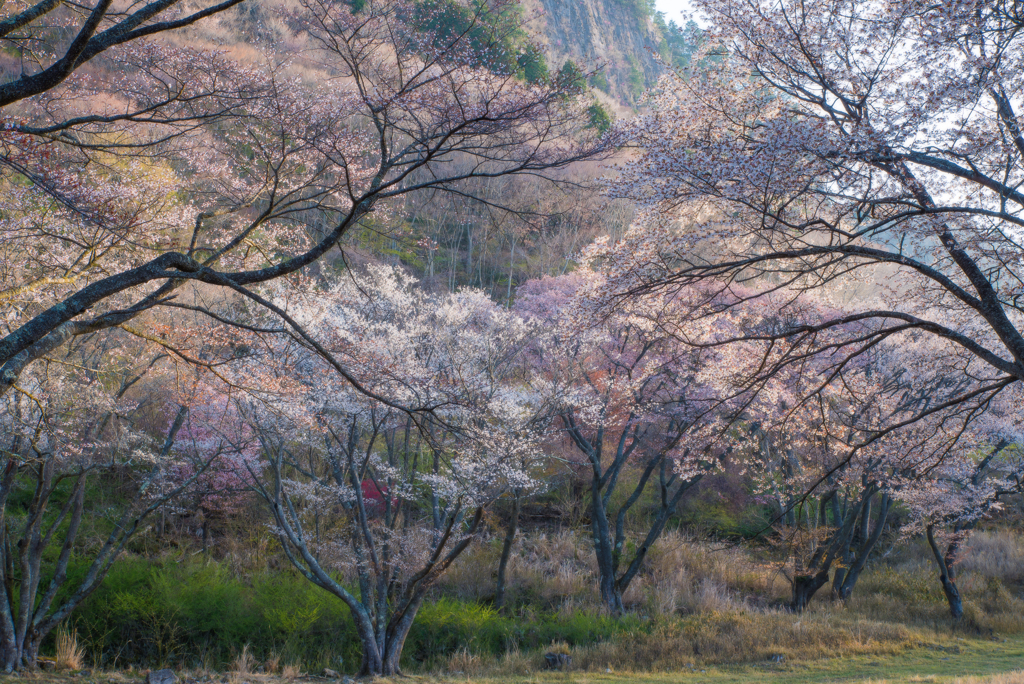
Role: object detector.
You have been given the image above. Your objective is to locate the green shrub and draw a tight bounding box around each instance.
[408,599,645,665]
[517,45,549,84]
[588,71,611,93]
[406,600,508,662]
[587,103,613,135]
[72,556,646,671]
[73,557,360,671]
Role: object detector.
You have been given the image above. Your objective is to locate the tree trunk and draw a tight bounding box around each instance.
[939,572,964,620]
[791,571,830,612]
[0,641,16,673]
[22,634,40,671]
[0,629,41,672]
[831,567,847,599]
[833,568,860,603]
[354,611,384,676]
[832,494,891,602]
[600,575,624,615]
[926,524,965,621]
[380,595,425,676]
[591,490,623,614]
[495,489,520,610]
[380,647,401,676]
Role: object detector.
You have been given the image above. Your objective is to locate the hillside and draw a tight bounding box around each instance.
[525,0,664,109]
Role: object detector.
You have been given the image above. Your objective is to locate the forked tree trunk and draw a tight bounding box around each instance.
[380,597,423,676]
[591,473,624,615]
[346,570,449,675]
[831,493,892,602]
[791,571,830,612]
[599,569,625,614]
[788,484,883,612]
[265,413,493,678]
[565,411,702,616]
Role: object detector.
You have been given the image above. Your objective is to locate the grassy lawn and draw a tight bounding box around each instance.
[421,634,1024,684]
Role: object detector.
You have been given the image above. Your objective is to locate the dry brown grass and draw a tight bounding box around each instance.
[951,674,1024,684]
[232,643,254,675]
[545,610,917,672]
[428,526,1024,675]
[436,529,787,616]
[446,647,484,675]
[850,533,1024,635]
[440,525,1024,641]
[866,673,1024,684]
[634,532,788,614]
[436,530,598,607]
[962,531,1024,586]
[54,625,84,671]
[426,607,925,676]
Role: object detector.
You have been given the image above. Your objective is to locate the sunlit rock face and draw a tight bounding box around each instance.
[525,0,667,109]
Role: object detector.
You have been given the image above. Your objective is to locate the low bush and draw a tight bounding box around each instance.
[71,555,643,673]
[73,557,360,671]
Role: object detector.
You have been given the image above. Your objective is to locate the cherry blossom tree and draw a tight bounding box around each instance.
[912,452,1006,620]
[0,0,267,365]
[723,321,900,610]
[896,393,1024,619]
[0,335,230,671]
[595,0,1024,463]
[758,407,900,611]
[516,270,723,614]
[159,381,262,548]
[217,266,541,675]
[571,269,1016,611]
[735,323,1024,611]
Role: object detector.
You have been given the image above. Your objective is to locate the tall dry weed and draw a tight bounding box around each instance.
[232,643,254,674]
[446,647,482,675]
[55,624,83,671]
[437,530,600,608]
[428,526,1024,676]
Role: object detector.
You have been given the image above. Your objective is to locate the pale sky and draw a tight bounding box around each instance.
[655,0,707,27]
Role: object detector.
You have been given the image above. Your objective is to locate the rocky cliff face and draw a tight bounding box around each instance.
[189,0,666,111]
[526,0,666,108]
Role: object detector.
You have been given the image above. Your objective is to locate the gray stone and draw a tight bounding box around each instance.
[147,669,178,684]
[543,653,571,670]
